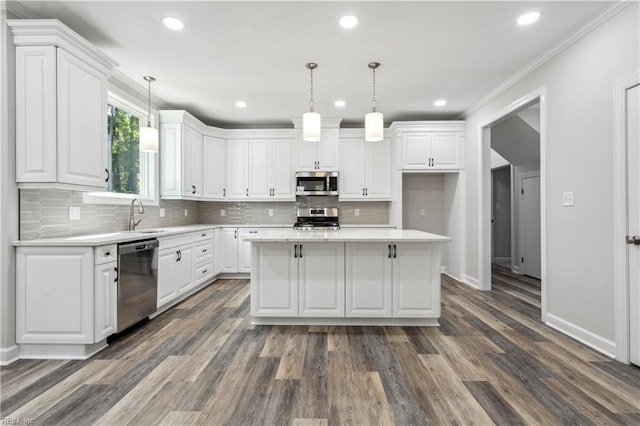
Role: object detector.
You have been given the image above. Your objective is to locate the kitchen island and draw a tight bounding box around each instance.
[244,229,450,326]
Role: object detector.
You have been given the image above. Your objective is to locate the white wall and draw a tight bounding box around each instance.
[491,114,540,166]
[464,3,639,351]
[402,174,444,234]
[0,3,20,364]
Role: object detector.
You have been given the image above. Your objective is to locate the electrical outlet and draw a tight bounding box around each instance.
[268,209,274,217]
[354,208,360,217]
[184,209,188,217]
[69,206,80,220]
[562,192,574,207]
[159,208,165,218]
[419,208,426,217]
[220,209,226,217]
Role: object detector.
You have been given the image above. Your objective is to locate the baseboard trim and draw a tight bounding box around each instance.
[0,345,20,366]
[492,257,511,263]
[545,313,616,359]
[512,265,520,274]
[461,274,481,290]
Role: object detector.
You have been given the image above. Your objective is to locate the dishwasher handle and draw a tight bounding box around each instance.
[118,239,159,255]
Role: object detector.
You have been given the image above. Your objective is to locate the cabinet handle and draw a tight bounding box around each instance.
[393,244,397,258]
[105,168,110,183]
[114,267,118,282]
[245,188,249,197]
[192,185,196,194]
[365,188,368,196]
[104,251,110,257]
[176,250,181,261]
[234,230,237,238]
[202,269,208,275]
[362,188,365,196]
[299,244,303,258]
[388,244,392,259]
[249,230,258,234]
[223,188,226,197]
[202,248,208,253]
[294,244,298,258]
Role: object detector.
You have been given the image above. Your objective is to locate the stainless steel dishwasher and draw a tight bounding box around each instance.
[117,239,159,332]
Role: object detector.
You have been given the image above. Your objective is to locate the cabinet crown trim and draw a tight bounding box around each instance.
[8,19,117,74]
[291,118,343,129]
[389,121,466,135]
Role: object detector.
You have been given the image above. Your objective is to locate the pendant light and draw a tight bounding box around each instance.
[302,63,321,142]
[365,62,384,142]
[140,75,159,152]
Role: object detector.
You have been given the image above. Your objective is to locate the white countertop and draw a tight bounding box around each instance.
[243,229,450,242]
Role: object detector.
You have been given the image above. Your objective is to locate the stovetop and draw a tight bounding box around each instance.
[294,207,340,231]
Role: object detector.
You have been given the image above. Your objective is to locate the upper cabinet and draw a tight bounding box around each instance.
[10,20,117,191]
[392,121,465,171]
[292,119,341,171]
[159,110,208,200]
[202,136,226,200]
[339,130,392,201]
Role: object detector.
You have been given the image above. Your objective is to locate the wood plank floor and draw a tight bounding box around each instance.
[2,268,639,425]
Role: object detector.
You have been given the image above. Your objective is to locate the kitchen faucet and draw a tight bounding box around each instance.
[129,198,144,231]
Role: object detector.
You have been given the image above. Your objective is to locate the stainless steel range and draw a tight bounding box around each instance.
[293,207,340,230]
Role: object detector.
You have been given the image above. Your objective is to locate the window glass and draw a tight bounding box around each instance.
[107,104,140,194]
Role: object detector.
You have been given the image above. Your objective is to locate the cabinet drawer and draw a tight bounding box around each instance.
[194,240,213,261]
[194,229,213,241]
[159,233,194,250]
[195,259,214,285]
[95,244,117,265]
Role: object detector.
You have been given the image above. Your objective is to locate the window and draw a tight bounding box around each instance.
[84,91,158,205]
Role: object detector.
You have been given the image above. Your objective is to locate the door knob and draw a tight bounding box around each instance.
[626,235,640,245]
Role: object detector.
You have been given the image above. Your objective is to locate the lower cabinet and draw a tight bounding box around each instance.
[219,228,238,273]
[238,228,259,272]
[157,243,194,307]
[345,243,392,317]
[250,243,298,316]
[94,261,117,340]
[299,243,345,317]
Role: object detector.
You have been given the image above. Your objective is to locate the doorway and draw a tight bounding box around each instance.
[491,166,511,269]
[626,83,639,366]
[520,173,541,279]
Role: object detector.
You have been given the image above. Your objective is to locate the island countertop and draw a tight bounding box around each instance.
[243,229,451,243]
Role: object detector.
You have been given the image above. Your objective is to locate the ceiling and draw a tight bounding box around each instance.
[11,1,611,129]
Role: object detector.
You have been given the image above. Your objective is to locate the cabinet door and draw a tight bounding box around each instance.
[226,139,249,199]
[157,248,178,307]
[345,243,392,317]
[237,229,257,273]
[272,139,295,199]
[15,46,57,183]
[251,243,298,316]
[202,136,226,200]
[57,49,108,189]
[296,133,318,171]
[248,139,272,199]
[213,228,222,275]
[16,247,94,344]
[160,122,183,198]
[401,134,430,169]
[316,129,339,170]
[220,228,238,272]
[430,132,459,169]
[392,243,441,317]
[182,124,202,198]
[299,242,345,317]
[94,262,117,340]
[176,245,194,294]
[365,138,392,199]
[339,138,365,199]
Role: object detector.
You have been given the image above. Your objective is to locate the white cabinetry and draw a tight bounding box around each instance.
[392,122,464,171]
[202,136,226,200]
[160,111,207,200]
[157,233,194,307]
[194,229,214,285]
[392,243,441,317]
[296,129,339,171]
[250,243,298,316]
[10,21,116,190]
[248,139,295,200]
[298,243,345,317]
[238,228,259,273]
[345,243,392,317]
[226,139,249,200]
[219,228,239,272]
[339,131,391,200]
[94,247,117,341]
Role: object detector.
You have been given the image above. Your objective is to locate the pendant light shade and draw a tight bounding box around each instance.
[140,75,159,153]
[302,63,321,142]
[365,62,384,142]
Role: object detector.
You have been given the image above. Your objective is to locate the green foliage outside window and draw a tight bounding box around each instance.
[107,104,140,194]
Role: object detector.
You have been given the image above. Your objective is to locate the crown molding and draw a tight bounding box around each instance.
[464,0,634,117]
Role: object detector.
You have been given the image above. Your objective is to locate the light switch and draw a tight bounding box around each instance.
[354,209,360,217]
[268,209,274,217]
[562,192,574,207]
[69,206,80,220]
[419,209,426,217]
[159,208,165,218]
[220,209,226,217]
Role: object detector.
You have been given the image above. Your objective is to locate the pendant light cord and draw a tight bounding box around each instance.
[371,66,377,112]
[309,66,315,112]
[147,78,152,127]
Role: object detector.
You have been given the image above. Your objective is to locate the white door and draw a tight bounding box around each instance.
[521,175,541,279]
[272,139,295,199]
[339,138,365,199]
[202,136,226,200]
[392,243,440,317]
[345,243,392,317]
[251,243,298,316]
[94,262,117,340]
[430,132,459,169]
[237,229,257,273]
[213,228,222,275]
[248,139,272,199]
[181,124,202,198]
[627,84,640,366]
[157,248,178,307]
[176,245,194,294]
[316,129,339,170]
[220,228,238,273]
[365,138,391,199]
[296,137,318,171]
[402,134,430,168]
[299,242,345,317]
[226,139,249,199]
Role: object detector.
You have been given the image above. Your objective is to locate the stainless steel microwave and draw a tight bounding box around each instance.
[295,171,339,196]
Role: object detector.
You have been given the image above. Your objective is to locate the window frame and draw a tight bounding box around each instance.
[84,91,160,206]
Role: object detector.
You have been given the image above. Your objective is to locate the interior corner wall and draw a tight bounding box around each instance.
[0,5,19,363]
[463,3,639,347]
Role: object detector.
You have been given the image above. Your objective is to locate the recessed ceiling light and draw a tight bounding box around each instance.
[235,101,247,108]
[517,11,540,26]
[434,99,447,107]
[339,15,359,29]
[162,17,184,31]
[334,100,346,108]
